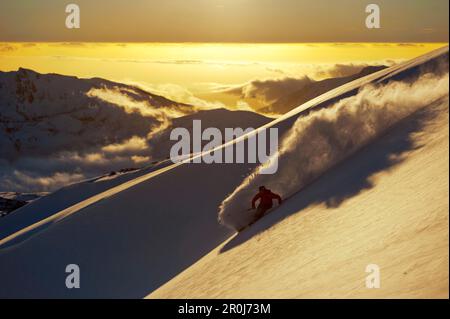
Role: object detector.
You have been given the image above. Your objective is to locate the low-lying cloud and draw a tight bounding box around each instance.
[219,62,391,113]
[225,76,313,106]
[128,82,226,110]
[314,63,382,78]
[1,170,86,193]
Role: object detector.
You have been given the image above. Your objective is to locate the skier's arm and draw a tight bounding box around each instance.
[251,194,260,209]
[272,192,282,205]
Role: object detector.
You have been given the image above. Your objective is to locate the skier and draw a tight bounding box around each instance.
[251,186,282,220]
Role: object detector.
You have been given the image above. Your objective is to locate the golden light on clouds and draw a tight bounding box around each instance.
[0,42,447,108]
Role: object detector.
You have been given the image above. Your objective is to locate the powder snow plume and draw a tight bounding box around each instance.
[218,69,449,231]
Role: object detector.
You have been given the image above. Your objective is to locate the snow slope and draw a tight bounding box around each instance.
[0,46,447,298]
[150,97,449,298]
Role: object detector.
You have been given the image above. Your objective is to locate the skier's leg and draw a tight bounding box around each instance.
[255,205,267,220]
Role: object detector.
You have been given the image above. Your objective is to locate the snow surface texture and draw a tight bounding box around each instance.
[219,62,449,231]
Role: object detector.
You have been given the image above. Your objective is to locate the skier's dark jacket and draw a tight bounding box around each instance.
[251,189,282,209]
